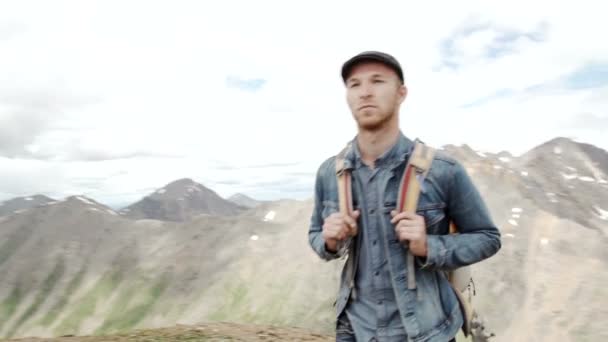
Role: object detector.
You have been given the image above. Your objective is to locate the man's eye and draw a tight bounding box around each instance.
[373,79,384,83]
[349,83,360,88]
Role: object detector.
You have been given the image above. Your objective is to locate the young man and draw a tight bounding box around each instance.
[308,51,501,342]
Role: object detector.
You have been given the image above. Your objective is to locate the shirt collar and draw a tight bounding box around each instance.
[345,131,415,170]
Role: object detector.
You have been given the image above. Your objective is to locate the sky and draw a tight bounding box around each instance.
[0,0,607,207]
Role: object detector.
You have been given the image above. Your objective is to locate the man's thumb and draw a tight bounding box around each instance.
[352,209,361,219]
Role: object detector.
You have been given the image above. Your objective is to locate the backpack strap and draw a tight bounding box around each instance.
[397,140,435,290]
[335,142,358,298]
[335,142,354,217]
[399,142,475,336]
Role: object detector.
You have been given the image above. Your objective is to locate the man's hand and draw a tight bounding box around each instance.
[390,210,428,257]
[322,210,360,252]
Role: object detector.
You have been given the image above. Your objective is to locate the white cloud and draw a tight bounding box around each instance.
[0,0,606,205]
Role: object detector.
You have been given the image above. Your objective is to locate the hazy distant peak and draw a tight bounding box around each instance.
[0,194,57,216]
[120,178,242,222]
[228,193,260,208]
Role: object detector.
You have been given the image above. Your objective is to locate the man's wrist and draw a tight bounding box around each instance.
[325,239,338,253]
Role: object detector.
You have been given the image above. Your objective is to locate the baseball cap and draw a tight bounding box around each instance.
[341,51,404,84]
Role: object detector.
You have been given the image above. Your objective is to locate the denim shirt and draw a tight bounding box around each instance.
[308,132,501,342]
[346,137,408,341]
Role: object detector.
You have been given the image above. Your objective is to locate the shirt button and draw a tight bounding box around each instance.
[377,300,383,305]
[369,208,376,214]
[375,271,380,276]
[373,240,377,246]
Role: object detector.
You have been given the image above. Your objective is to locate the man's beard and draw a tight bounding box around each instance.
[356,110,395,131]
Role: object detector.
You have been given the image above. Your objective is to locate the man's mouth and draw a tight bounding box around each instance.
[359,105,376,110]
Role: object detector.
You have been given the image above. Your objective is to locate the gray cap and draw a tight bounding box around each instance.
[341,51,404,84]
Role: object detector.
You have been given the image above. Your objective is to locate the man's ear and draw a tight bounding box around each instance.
[398,84,408,103]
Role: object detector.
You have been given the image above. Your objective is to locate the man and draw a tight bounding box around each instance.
[307,51,501,342]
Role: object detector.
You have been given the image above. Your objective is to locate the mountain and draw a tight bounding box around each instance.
[0,194,338,339]
[0,195,56,217]
[119,178,243,222]
[0,137,606,341]
[514,137,608,232]
[227,193,261,209]
[440,137,608,341]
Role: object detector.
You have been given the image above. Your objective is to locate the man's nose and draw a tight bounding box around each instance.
[359,82,373,98]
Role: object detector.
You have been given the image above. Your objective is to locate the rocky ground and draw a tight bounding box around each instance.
[5,322,334,342]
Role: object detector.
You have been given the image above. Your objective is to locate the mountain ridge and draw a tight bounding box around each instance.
[0,136,606,341]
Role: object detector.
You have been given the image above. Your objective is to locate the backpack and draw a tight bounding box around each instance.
[335,140,475,337]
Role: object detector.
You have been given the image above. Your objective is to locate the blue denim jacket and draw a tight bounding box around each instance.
[308,132,501,342]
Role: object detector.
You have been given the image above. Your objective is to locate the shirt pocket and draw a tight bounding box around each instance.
[382,201,446,232]
[416,202,446,235]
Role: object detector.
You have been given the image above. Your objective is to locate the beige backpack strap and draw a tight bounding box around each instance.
[335,142,354,216]
[396,141,435,290]
[397,141,475,336]
[335,142,358,298]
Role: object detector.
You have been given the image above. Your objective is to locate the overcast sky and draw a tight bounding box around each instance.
[0,0,606,207]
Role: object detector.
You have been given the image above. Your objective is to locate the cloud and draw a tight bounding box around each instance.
[59,149,185,162]
[0,157,68,198]
[461,89,516,108]
[0,111,50,158]
[226,76,267,92]
[242,177,315,200]
[285,171,317,178]
[561,112,608,131]
[461,62,608,109]
[438,19,548,70]
[0,0,606,204]
[0,88,96,158]
[0,22,25,41]
[214,180,242,186]
[217,162,302,171]
[563,63,608,90]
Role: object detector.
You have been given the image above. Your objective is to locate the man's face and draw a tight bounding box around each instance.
[345,61,407,131]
